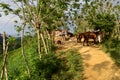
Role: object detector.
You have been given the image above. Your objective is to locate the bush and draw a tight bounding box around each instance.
[31,53,61,80]
[0,36,83,80]
[52,49,83,80]
[103,39,120,66]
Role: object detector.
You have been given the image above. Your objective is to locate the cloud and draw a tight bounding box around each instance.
[0,13,20,36]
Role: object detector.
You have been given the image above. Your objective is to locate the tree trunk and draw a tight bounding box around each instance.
[37,29,41,59]
[21,24,31,78]
[40,33,48,54]
[51,30,55,44]
[0,32,8,80]
[46,30,51,52]
[5,42,8,80]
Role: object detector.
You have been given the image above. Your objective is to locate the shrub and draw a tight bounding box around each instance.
[52,49,83,80]
[31,53,61,80]
[103,39,120,66]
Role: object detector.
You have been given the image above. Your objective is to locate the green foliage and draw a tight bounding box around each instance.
[31,53,61,80]
[0,3,12,11]
[0,3,12,16]
[0,0,85,80]
[0,0,71,32]
[5,36,38,80]
[52,49,83,80]
[103,39,120,66]
[7,36,21,51]
[13,9,21,15]
[0,36,58,80]
[66,50,83,72]
[74,20,89,34]
[14,20,18,23]
[91,13,115,33]
[0,36,83,80]
[4,10,9,15]
[0,13,2,17]
[14,25,22,32]
[79,0,116,37]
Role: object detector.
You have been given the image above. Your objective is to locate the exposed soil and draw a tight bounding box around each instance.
[57,41,120,80]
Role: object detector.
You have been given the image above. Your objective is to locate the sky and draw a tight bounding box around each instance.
[0,13,20,36]
[0,0,20,36]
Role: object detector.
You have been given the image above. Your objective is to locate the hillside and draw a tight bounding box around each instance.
[58,41,120,80]
[0,36,120,80]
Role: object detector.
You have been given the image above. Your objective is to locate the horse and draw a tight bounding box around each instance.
[76,31,102,46]
[76,33,84,43]
[81,32,97,46]
[93,30,103,43]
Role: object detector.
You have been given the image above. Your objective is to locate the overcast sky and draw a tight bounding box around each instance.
[0,13,20,36]
[0,0,20,36]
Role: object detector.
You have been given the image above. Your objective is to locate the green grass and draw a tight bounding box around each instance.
[52,49,83,80]
[0,36,83,80]
[102,39,120,66]
[0,36,39,80]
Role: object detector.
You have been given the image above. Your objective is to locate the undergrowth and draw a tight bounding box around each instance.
[103,39,120,66]
[0,36,83,80]
[52,49,83,80]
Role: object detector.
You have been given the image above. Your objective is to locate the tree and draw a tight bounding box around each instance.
[0,0,70,79]
[113,2,120,40]
[77,0,117,39]
[0,32,8,80]
[0,0,71,55]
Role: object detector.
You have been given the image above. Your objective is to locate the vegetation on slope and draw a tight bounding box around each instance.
[103,39,120,66]
[0,36,83,80]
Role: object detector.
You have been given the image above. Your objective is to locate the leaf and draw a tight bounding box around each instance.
[0,13,2,17]
[15,0,22,2]
[16,26,22,32]
[0,3,13,11]
[4,10,9,15]
[13,9,21,15]
[14,20,18,23]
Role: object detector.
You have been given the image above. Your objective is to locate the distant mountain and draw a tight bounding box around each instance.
[0,34,3,45]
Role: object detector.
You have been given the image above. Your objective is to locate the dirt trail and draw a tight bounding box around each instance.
[59,41,120,80]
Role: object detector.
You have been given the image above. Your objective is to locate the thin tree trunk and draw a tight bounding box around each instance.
[37,29,41,59]
[40,33,48,54]
[52,30,55,44]
[20,2,31,78]
[118,24,120,40]
[46,30,51,40]
[0,32,8,80]
[4,42,9,80]
[4,64,8,80]
[21,24,31,78]
[44,31,49,53]
[117,20,120,40]
[0,68,3,80]
[46,30,51,52]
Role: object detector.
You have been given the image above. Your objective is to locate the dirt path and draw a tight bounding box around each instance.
[59,41,120,80]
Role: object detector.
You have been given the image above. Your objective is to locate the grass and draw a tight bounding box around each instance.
[102,39,120,66]
[52,49,84,80]
[0,37,39,80]
[0,36,84,80]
